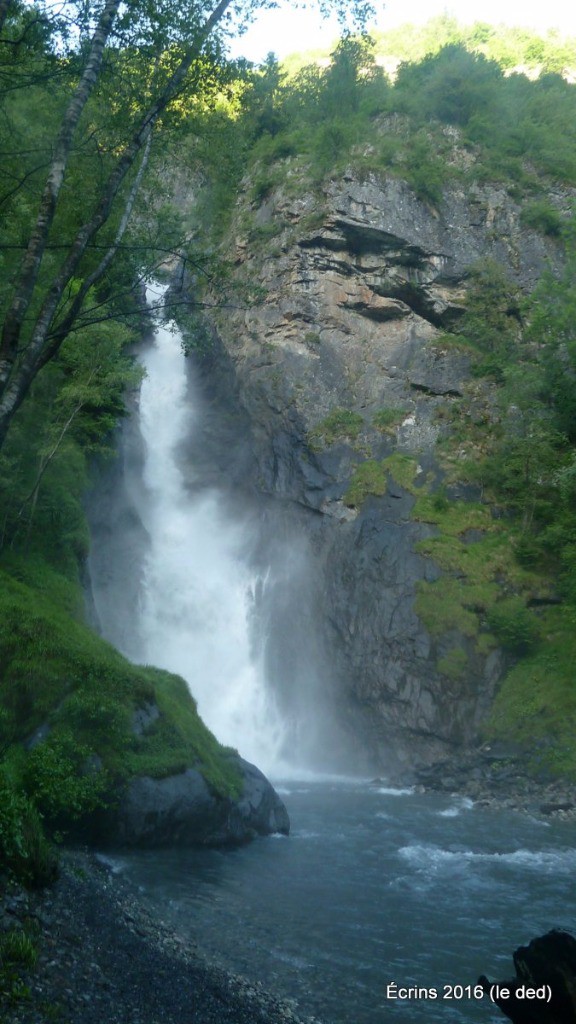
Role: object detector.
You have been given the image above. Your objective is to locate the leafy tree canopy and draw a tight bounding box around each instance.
[0,0,375,452]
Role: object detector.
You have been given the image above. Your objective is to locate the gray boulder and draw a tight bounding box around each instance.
[97,755,289,849]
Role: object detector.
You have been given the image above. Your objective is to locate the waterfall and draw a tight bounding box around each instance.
[95,282,285,771]
[138,282,291,769]
[88,281,355,777]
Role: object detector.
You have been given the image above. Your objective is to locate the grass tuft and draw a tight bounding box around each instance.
[344,460,387,507]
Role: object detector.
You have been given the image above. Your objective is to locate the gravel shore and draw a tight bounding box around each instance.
[0,851,323,1024]
[411,746,576,821]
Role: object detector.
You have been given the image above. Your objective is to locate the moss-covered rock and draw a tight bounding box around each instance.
[101,756,289,848]
[0,565,289,849]
[344,460,387,507]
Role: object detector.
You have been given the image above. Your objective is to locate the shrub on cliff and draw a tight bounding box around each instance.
[486,598,540,655]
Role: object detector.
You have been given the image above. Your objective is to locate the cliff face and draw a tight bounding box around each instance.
[181,164,569,772]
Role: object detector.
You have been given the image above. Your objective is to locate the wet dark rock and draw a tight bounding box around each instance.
[480,930,576,1024]
[95,756,289,849]
[131,701,160,736]
[540,801,575,815]
[412,745,576,820]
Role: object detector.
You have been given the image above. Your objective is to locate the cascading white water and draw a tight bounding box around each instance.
[132,282,286,771]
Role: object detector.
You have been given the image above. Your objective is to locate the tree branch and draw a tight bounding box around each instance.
[0,0,235,447]
[0,0,121,389]
[36,131,154,373]
[16,371,97,525]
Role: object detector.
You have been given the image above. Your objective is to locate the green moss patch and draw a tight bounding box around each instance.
[437,647,469,681]
[308,408,364,449]
[344,460,387,507]
[0,567,242,830]
[413,495,493,535]
[415,579,498,637]
[486,607,576,777]
[415,532,538,588]
[382,454,420,493]
[344,454,423,509]
[413,493,546,655]
[372,407,408,434]
[486,596,541,654]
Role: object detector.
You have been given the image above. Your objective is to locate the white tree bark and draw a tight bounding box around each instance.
[0,0,122,390]
[0,0,235,448]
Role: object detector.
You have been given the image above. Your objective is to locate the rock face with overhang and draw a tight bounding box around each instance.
[172,151,571,773]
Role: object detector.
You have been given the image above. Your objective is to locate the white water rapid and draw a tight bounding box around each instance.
[130,282,286,771]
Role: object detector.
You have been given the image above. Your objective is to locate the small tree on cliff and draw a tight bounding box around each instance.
[0,0,374,451]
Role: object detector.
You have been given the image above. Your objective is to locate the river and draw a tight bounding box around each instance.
[105,780,576,1024]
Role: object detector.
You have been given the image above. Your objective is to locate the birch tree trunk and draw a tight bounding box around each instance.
[0,0,122,392]
[0,0,234,451]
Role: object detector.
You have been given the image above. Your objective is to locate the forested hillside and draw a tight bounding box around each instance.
[2,0,576,910]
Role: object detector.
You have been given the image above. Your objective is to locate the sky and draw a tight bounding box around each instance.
[227,0,576,64]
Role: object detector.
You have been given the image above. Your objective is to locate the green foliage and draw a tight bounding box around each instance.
[0,929,38,971]
[403,218,576,775]
[437,647,468,681]
[413,495,493,535]
[251,175,276,203]
[181,20,576,273]
[476,401,565,529]
[382,454,419,492]
[395,45,502,129]
[317,36,383,120]
[24,734,110,823]
[415,580,489,637]
[413,489,545,654]
[344,460,387,507]
[520,199,563,236]
[313,119,360,177]
[525,243,576,443]
[486,597,540,654]
[486,607,576,777]
[0,315,141,574]
[0,770,57,888]
[180,312,216,357]
[372,407,407,433]
[431,486,450,513]
[404,157,446,206]
[0,569,242,809]
[461,247,576,571]
[126,669,241,798]
[0,923,39,1008]
[308,408,364,448]
[457,260,521,377]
